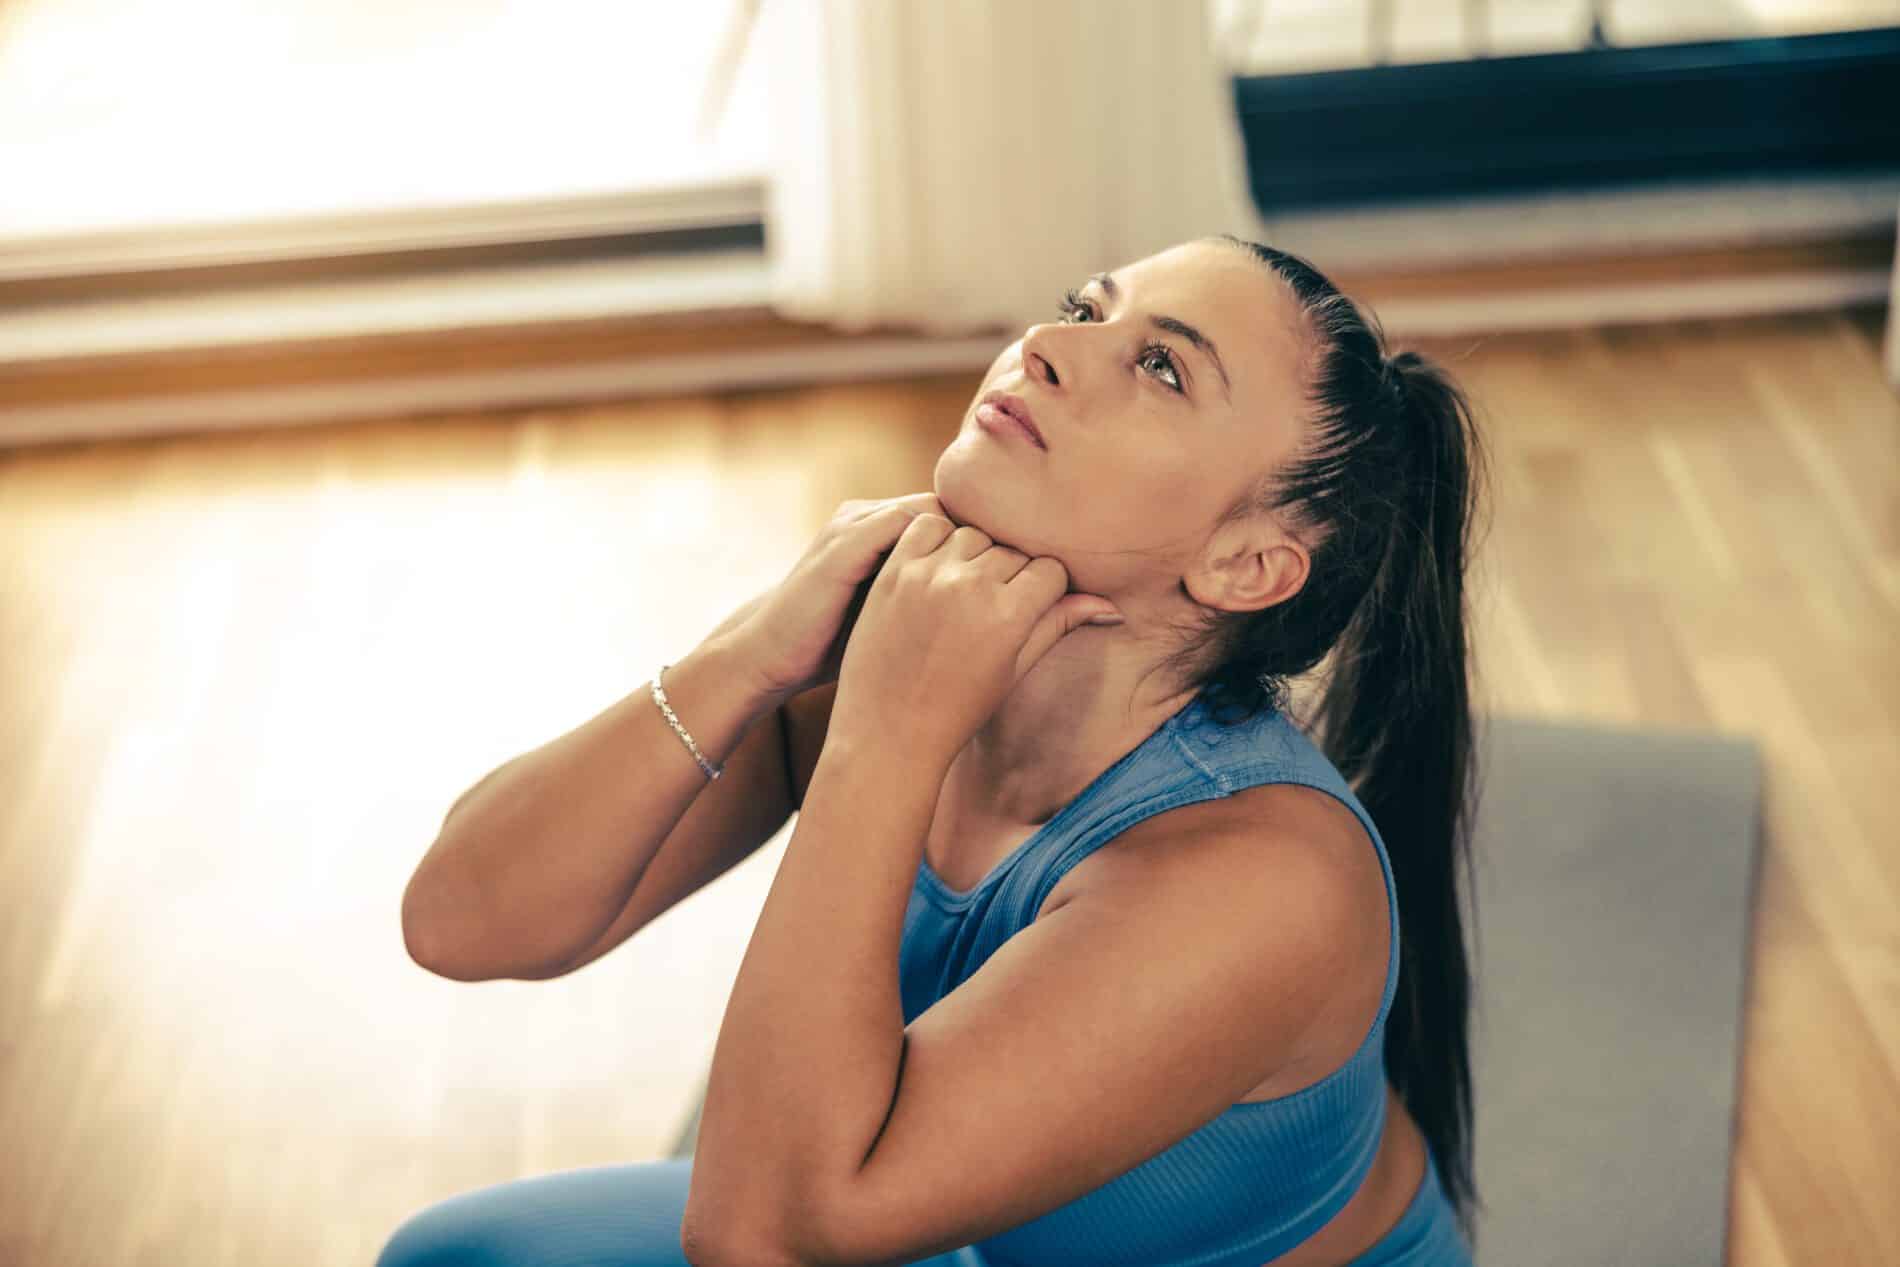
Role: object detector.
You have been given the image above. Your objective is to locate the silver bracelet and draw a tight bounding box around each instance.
[651,664,723,781]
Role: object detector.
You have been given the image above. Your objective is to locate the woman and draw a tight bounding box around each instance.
[382,234,1489,1266]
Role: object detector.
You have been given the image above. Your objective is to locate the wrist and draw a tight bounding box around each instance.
[818,712,959,784]
[679,632,793,728]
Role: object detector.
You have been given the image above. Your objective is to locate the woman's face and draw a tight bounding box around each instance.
[935,239,1315,618]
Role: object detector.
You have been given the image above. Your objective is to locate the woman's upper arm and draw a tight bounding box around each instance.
[778,679,838,811]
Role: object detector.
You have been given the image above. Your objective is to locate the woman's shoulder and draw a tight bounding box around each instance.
[1053,780,1385,934]
[1047,779,1393,1062]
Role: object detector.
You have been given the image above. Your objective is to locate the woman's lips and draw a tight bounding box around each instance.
[975,402,1039,448]
[976,400,1046,450]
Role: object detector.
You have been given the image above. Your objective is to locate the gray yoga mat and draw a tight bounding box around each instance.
[1466,713,1761,1266]
[670,713,1764,1267]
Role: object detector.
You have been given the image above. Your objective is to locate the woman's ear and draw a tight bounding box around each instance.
[1184,526,1308,615]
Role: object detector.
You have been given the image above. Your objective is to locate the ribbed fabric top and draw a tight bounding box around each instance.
[898,687,1403,1267]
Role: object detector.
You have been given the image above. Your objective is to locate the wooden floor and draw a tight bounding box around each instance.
[1,307,1895,1265]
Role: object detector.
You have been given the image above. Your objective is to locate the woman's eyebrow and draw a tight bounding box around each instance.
[1090,272,1232,402]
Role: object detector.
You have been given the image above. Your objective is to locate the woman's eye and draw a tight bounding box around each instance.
[1141,345,1184,392]
[1056,288,1183,393]
[1058,289,1095,322]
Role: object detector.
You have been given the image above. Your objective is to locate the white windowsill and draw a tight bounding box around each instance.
[2,172,1894,450]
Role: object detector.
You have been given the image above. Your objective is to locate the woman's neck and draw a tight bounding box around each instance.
[944,634,1201,829]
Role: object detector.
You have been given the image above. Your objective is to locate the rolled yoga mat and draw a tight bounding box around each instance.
[669,713,1766,1266]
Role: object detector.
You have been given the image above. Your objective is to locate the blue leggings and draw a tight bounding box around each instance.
[1348,1145,1475,1267]
[374,1150,1467,1267]
[372,1157,984,1267]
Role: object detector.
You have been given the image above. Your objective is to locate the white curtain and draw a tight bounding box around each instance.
[754,0,1267,336]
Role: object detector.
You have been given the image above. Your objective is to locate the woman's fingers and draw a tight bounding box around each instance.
[837,495,943,561]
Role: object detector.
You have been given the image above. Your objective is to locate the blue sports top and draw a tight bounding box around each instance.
[898,687,1405,1267]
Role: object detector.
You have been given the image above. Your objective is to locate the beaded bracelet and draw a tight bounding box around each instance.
[651,664,723,781]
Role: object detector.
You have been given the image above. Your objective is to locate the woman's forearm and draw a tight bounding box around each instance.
[400,626,783,981]
[683,734,953,1257]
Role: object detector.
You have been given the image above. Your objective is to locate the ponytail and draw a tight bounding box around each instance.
[1179,236,1493,1246]
[1312,349,1487,1245]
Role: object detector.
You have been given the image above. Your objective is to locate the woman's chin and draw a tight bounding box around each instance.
[933,462,1015,539]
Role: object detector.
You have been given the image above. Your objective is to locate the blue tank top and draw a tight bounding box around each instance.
[898,686,1403,1267]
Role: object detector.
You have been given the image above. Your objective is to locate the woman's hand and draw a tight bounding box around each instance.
[828,514,1124,763]
[717,493,953,703]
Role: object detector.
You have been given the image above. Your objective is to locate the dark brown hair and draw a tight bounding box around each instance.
[1165,234,1493,1245]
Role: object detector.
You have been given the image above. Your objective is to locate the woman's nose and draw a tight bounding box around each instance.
[1022,327,1063,386]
